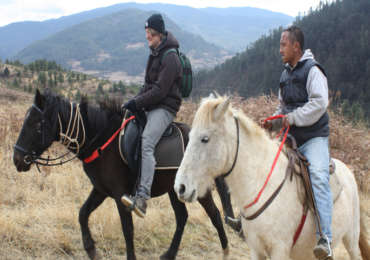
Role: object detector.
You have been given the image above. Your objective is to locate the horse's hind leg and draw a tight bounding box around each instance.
[160,189,188,260]
[79,188,107,260]
[198,191,229,259]
[116,200,136,260]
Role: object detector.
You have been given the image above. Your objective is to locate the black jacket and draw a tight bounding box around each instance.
[135,31,182,115]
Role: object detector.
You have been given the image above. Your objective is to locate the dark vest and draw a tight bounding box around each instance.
[279,59,329,147]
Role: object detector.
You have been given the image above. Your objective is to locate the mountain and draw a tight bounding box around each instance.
[14,9,229,81]
[103,3,293,51]
[0,3,293,60]
[194,0,370,120]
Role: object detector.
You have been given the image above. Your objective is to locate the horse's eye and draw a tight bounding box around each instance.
[201,136,209,143]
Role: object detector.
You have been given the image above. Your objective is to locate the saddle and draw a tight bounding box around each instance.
[118,112,186,174]
[285,135,343,213]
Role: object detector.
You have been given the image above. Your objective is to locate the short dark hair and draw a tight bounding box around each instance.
[283,26,304,51]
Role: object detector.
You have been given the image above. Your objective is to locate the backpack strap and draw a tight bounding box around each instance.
[161,48,178,64]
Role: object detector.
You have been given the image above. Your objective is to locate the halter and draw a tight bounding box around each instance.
[14,102,86,168]
[221,116,239,178]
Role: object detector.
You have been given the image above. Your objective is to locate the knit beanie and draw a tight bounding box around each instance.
[145,14,165,34]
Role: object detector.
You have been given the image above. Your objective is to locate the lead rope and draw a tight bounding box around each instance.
[58,103,86,154]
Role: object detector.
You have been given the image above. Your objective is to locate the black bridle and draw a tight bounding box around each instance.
[221,116,240,178]
[14,103,78,170]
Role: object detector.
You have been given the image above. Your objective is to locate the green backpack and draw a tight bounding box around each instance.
[161,48,193,98]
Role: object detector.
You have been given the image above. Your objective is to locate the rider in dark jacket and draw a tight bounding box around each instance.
[121,14,182,218]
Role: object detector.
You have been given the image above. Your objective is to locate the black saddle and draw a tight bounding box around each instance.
[119,111,185,175]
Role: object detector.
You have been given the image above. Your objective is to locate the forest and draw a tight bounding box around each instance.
[194,0,370,122]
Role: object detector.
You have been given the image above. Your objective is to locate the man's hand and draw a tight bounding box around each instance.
[260,119,272,130]
[282,116,290,129]
[122,99,137,113]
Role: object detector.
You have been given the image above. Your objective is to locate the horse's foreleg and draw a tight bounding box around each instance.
[116,200,136,260]
[215,177,235,219]
[198,191,229,258]
[79,188,107,260]
[160,189,188,260]
[270,247,292,260]
[250,250,267,260]
[215,177,244,237]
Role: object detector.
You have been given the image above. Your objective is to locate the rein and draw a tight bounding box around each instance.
[221,117,239,178]
[84,116,135,163]
[241,114,290,219]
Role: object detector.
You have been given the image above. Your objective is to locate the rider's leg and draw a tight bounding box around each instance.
[298,136,333,259]
[134,108,174,217]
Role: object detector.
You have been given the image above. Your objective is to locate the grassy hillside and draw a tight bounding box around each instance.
[0,87,368,259]
[0,60,139,103]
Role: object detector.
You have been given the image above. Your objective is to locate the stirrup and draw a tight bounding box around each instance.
[121,195,135,210]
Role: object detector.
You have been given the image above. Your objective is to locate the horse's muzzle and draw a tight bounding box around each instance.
[13,150,31,172]
[175,183,197,203]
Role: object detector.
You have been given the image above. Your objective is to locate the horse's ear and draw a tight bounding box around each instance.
[213,98,230,121]
[34,88,45,109]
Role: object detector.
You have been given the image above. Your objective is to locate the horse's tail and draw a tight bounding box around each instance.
[359,201,370,260]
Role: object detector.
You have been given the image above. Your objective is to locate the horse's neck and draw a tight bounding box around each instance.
[225,130,295,213]
[57,101,88,151]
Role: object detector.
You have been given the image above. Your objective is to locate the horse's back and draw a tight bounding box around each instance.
[332,158,360,201]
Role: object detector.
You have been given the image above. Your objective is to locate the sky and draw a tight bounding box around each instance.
[0,0,331,27]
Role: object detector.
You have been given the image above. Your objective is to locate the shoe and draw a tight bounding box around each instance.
[313,237,333,260]
[133,196,147,218]
[121,194,147,218]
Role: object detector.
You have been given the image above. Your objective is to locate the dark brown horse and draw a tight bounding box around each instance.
[13,89,236,260]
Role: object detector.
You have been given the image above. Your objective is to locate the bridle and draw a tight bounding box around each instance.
[220,116,239,178]
[14,102,86,169]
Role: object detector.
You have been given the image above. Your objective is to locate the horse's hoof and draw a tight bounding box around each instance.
[223,246,230,260]
[159,252,175,260]
[87,248,101,260]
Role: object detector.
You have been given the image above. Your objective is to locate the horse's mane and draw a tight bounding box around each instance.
[41,89,122,116]
[97,97,122,116]
[196,95,273,144]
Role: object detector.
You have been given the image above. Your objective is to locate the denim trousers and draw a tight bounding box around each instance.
[137,108,174,199]
[298,136,332,241]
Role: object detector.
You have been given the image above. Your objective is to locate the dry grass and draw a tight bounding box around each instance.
[0,87,369,259]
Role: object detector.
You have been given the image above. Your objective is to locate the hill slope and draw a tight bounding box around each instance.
[0,3,292,60]
[195,0,370,119]
[14,9,228,80]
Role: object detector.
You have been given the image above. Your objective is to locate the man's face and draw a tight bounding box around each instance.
[280,31,297,65]
[145,28,161,49]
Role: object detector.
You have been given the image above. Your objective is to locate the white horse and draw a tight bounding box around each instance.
[174,95,370,260]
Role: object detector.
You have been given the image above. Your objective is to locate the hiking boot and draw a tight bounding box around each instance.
[313,237,333,260]
[121,194,147,218]
[133,196,147,218]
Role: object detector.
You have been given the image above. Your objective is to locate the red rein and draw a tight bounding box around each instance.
[244,115,290,210]
[84,116,135,164]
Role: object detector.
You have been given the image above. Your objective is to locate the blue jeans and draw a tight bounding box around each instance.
[298,136,332,242]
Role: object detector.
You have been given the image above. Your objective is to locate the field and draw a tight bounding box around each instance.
[0,87,369,259]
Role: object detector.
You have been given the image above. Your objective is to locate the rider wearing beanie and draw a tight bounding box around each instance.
[121,13,183,217]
